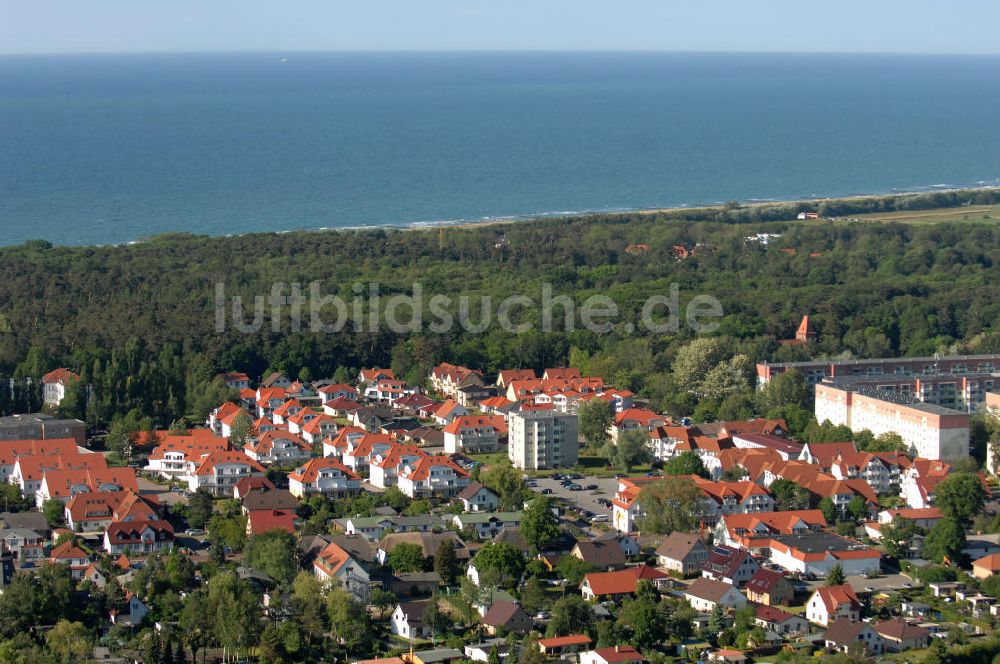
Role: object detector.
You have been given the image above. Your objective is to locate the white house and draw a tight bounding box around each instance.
[458,483,500,513]
[288,458,362,498]
[806,585,861,626]
[391,600,433,640]
[186,450,266,496]
[683,578,747,612]
[397,456,471,499]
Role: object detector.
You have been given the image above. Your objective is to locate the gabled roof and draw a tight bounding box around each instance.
[973,553,1000,572]
[824,617,873,646]
[42,467,138,498]
[289,457,360,483]
[42,368,80,385]
[685,577,739,602]
[433,400,465,420]
[655,531,705,560]
[51,540,89,560]
[146,434,229,461]
[442,415,506,436]
[582,565,667,596]
[400,455,469,481]
[0,438,80,466]
[812,584,860,613]
[359,368,395,383]
[234,476,276,495]
[14,452,107,481]
[746,568,788,595]
[874,617,929,641]
[805,442,859,467]
[587,646,643,663]
[614,408,665,427]
[755,604,799,625]
[574,540,627,568]
[105,519,174,542]
[242,489,298,512]
[481,600,528,628]
[193,450,265,476]
[315,541,357,577]
[247,509,297,535]
[497,369,536,385]
[458,482,497,501]
[246,430,310,456]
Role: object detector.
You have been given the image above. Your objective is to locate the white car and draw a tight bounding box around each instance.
[590,514,610,523]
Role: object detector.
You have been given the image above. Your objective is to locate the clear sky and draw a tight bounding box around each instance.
[3,1,1000,56]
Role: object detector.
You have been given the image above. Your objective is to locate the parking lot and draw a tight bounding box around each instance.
[529,475,621,522]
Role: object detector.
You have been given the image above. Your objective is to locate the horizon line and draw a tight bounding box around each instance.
[3,47,1000,58]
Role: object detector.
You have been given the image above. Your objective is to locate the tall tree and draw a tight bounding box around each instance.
[923,517,967,565]
[825,563,845,586]
[473,542,526,590]
[577,399,613,449]
[606,429,653,473]
[933,472,987,527]
[434,539,460,586]
[662,451,709,478]
[634,477,707,535]
[521,497,559,553]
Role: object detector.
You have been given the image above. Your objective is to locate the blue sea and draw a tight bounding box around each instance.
[1,51,1000,247]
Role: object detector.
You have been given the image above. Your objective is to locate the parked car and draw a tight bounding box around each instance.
[540,488,553,495]
[184,528,205,536]
[585,484,598,490]
[591,514,610,523]
[568,484,583,491]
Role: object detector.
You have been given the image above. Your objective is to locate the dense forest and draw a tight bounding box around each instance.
[2,188,1000,428]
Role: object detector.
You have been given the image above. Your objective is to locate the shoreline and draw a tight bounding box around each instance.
[9,183,1000,250]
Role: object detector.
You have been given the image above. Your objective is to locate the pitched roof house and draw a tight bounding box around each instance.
[683,577,747,612]
[806,584,861,626]
[824,618,883,656]
[580,565,668,601]
[655,532,709,576]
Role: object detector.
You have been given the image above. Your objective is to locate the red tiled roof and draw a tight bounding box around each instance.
[193,450,265,476]
[42,368,80,385]
[813,584,861,613]
[537,635,592,649]
[582,565,667,596]
[400,455,468,481]
[289,457,360,483]
[247,509,296,535]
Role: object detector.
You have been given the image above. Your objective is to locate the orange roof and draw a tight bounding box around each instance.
[543,368,582,381]
[614,408,665,427]
[974,553,1000,572]
[400,455,469,481]
[42,467,138,498]
[0,438,80,466]
[315,541,354,577]
[12,452,105,480]
[431,363,482,382]
[479,396,515,410]
[583,565,667,596]
[359,368,395,382]
[290,457,360,483]
[302,414,336,435]
[146,434,229,461]
[245,430,310,456]
[497,369,536,384]
[51,540,89,561]
[537,635,592,649]
[372,444,427,470]
[193,450,265,476]
[272,399,303,418]
[256,387,287,407]
[42,368,80,385]
[247,509,296,535]
[442,415,504,436]
[433,399,464,419]
[813,584,860,612]
[326,426,368,452]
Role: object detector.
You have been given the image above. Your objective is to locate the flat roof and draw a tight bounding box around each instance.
[771,531,867,553]
[759,354,1000,369]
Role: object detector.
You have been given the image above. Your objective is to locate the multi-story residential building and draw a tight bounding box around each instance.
[0,438,79,482]
[610,408,668,443]
[815,380,970,460]
[429,363,484,399]
[64,490,159,532]
[397,455,470,499]
[769,532,881,577]
[655,531,709,576]
[443,416,505,454]
[340,433,395,475]
[288,457,362,498]
[103,520,175,555]
[35,467,139,508]
[507,405,579,470]
[217,372,251,390]
[714,510,827,551]
[452,512,524,539]
[12,452,110,503]
[244,431,312,465]
[144,433,231,479]
[50,540,91,579]
[0,527,45,562]
[0,413,86,444]
[322,426,367,459]
[368,444,427,489]
[299,414,337,445]
[186,450,266,496]
[757,353,1000,390]
[313,541,371,603]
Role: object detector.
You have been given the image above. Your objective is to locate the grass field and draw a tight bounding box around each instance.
[843,204,1000,225]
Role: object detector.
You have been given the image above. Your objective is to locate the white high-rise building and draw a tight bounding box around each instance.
[507,405,579,470]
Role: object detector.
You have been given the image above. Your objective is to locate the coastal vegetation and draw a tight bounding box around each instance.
[1,190,999,432]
